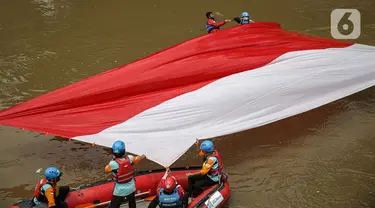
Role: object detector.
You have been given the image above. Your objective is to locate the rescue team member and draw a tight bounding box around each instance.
[148,167,186,208]
[31,167,70,208]
[185,139,224,201]
[234,12,255,25]
[105,140,146,208]
[205,12,231,34]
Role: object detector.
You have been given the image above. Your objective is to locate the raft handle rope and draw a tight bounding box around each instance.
[75,191,151,208]
[73,172,114,197]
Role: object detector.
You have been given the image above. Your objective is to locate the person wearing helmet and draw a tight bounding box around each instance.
[205,12,231,34]
[234,12,255,25]
[147,167,186,208]
[185,139,224,200]
[105,140,146,208]
[31,167,70,208]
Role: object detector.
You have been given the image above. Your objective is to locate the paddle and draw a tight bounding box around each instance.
[74,192,154,208]
[144,195,156,201]
[35,168,45,178]
[214,12,225,17]
[214,12,233,22]
[36,168,43,174]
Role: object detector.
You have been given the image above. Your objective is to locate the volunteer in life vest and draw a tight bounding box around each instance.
[31,167,70,208]
[234,12,255,25]
[185,139,224,200]
[205,12,231,34]
[147,167,186,208]
[105,140,146,208]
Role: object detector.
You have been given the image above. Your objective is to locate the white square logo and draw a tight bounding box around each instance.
[330,9,361,40]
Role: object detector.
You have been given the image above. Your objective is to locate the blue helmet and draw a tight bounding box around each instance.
[112,140,126,154]
[44,167,61,180]
[242,12,249,17]
[200,140,214,153]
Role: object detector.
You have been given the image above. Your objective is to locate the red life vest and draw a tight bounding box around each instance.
[207,150,224,176]
[33,178,56,202]
[112,157,134,184]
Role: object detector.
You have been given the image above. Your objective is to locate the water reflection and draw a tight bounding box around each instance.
[31,0,57,18]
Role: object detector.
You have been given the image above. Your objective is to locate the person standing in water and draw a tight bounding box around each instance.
[205,12,231,34]
[105,140,146,208]
[234,12,255,25]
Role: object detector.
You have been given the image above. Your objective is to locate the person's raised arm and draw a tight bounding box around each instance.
[133,154,146,165]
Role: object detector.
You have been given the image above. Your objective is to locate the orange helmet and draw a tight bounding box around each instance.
[163,176,177,193]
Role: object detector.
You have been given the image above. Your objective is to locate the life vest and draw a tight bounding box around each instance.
[205,21,217,33]
[112,157,134,184]
[158,186,184,208]
[204,150,224,176]
[33,178,56,202]
[241,17,250,25]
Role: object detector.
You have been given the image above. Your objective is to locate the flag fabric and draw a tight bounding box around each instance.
[1,22,374,166]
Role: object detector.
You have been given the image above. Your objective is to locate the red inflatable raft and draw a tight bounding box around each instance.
[10,166,230,208]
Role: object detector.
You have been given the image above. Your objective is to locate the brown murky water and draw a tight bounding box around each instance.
[1,0,375,207]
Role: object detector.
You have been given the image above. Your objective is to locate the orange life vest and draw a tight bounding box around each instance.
[207,150,224,176]
[112,157,134,184]
[33,178,56,202]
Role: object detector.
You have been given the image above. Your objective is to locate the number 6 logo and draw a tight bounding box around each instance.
[331,9,361,40]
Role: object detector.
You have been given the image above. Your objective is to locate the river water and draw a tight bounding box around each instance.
[1,0,375,207]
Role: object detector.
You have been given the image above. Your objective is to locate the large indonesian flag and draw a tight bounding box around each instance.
[0,22,374,166]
